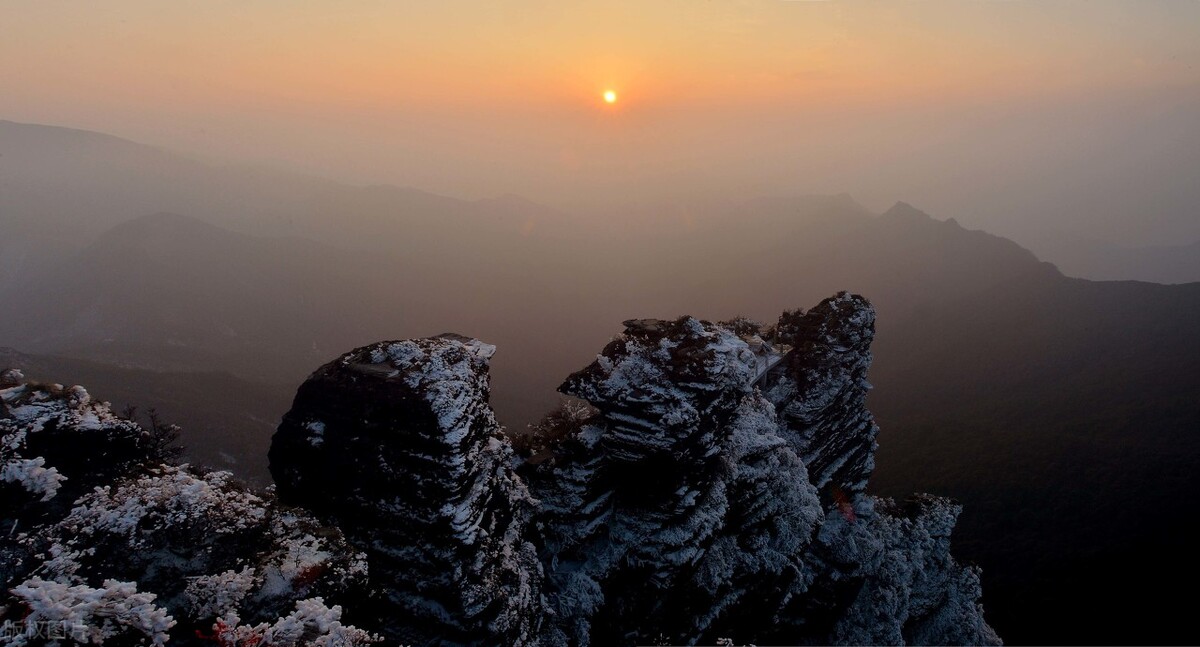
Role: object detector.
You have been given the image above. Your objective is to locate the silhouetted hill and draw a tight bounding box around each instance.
[0,120,577,238]
[0,120,585,292]
[0,212,418,381]
[1026,229,1200,284]
[870,269,1200,644]
[661,201,1048,327]
[0,208,622,430]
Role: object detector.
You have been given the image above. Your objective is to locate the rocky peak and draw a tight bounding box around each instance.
[882,201,936,224]
[269,335,544,646]
[517,293,995,645]
[559,316,756,493]
[766,291,879,495]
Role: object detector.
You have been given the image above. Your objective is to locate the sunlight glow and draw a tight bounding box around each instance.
[603,90,617,104]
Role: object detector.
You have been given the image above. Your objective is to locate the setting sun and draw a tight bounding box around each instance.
[3,3,1199,645]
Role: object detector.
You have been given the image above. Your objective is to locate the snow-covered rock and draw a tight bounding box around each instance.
[529,316,801,644]
[270,334,544,646]
[523,294,998,645]
[1,376,154,514]
[2,291,997,645]
[765,292,880,495]
[793,495,1001,646]
[2,375,162,597]
[0,371,376,646]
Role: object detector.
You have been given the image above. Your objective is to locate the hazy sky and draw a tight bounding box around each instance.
[4,1,1199,244]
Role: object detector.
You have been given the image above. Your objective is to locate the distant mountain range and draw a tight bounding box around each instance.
[1025,230,1200,284]
[2,119,1198,643]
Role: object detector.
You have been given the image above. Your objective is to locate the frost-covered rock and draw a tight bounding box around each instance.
[2,373,161,596]
[1,376,153,515]
[765,292,879,495]
[522,294,998,645]
[0,370,376,645]
[270,334,544,646]
[2,291,997,645]
[4,464,373,644]
[687,393,823,639]
[526,316,825,643]
[560,316,756,472]
[528,316,787,644]
[791,495,1001,646]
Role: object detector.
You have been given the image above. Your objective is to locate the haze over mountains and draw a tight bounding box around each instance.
[1026,231,1200,284]
[2,119,1199,643]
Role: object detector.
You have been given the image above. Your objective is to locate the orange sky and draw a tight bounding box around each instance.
[3,1,1199,242]
[7,2,1195,113]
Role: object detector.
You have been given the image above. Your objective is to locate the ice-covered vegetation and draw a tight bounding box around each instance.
[0,369,377,646]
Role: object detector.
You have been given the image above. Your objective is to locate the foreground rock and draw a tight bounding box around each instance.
[269,292,998,645]
[0,370,378,645]
[523,293,997,644]
[766,292,879,496]
[2,292,997,645]
[270,335,544,646]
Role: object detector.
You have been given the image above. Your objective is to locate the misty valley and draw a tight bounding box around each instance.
[2,120,1197,645]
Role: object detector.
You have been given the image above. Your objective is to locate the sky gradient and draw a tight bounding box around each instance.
[4,1,1198,244]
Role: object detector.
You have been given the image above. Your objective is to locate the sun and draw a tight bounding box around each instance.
[603,90,617,104]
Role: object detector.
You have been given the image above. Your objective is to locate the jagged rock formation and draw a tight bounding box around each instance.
[807,495,1000,645]
[0,369,378,645]
[524,315,822,644]
[269,335,544,646]
[765,292,879,495]
[2,292,997,645]
[519,293,997,644]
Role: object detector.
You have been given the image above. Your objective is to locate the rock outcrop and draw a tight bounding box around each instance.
[2,292,997,646]
[1,369,156,518]
[520,315,818,644]
[269,335,544,646]
[1,370,378,646]
[519,292,996,645]
[765,292,879,495]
